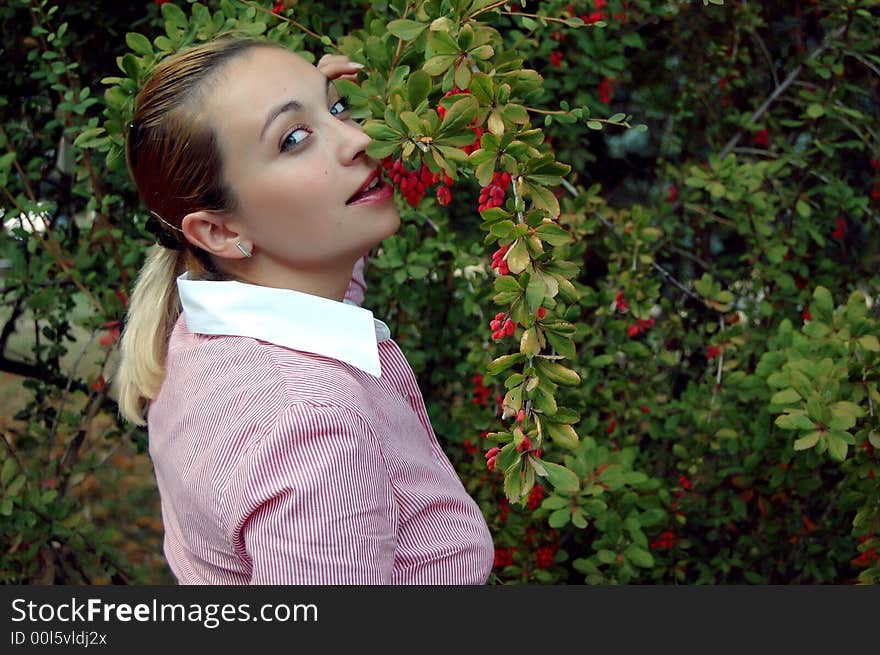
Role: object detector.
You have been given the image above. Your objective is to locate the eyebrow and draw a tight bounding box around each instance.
[260,77,333,141]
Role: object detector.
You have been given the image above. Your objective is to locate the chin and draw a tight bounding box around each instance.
[379,209,402,239]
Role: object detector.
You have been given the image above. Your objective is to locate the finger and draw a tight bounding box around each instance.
[317,54,365,80]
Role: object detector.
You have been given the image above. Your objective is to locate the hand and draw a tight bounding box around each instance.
[317,54,364,82]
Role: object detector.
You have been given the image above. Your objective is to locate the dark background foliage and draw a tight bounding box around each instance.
[0,0,877,585]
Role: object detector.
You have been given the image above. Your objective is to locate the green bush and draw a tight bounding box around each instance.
[1,0,877,584]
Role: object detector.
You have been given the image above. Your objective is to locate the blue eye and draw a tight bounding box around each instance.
[281,126,311,152]
[330,96,350,116]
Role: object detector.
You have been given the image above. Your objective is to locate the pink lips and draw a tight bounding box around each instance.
[346,167,393,206]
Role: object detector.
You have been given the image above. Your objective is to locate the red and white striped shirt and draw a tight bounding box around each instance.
[146,262,494,584]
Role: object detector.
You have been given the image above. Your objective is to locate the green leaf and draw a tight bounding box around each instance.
[520,326,541,357]
[796,199,812,219]
[503,458,523,501]
[806,103,825,119]
[530,384,557,415]
[73,127,107,149]
[552,407,580,424]
[548,507,571,528]
[793,431,821,451]
[427,29,459,55]
[406,70,432,108]
[535,359,581,387]
[1,458,16,485]
[812,286,834,322]
[771,388,802,405]
[487,353,524,375]
[506,239,530,275]
[387,19,428,41]
[161,2,188,30]
[544,421,579,449]
[596,549,617,565]
[775,412,815,431]
[827,433,848,462]
[438,95,479,135]
[542,495,569,510]
[125,32,153,56]
[831,401,866,419]
[624,544,655,569]
[469,72,494,104]
[541,461,580,495]
[423,55,456,76]
[363,121,400,141]
[858,335,880,352]
[534,223,571,246]
[545,331,576,359]
[525,275,546,314]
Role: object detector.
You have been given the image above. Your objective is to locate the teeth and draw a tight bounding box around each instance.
[365,176,379,191]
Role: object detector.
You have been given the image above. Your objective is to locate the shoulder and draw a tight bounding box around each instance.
[164,314,373,417]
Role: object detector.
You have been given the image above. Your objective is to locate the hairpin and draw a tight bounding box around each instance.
[145,211,185,251]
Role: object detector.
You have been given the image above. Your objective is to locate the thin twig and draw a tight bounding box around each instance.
[844,51,880,80]
[719,25,847,159]
[751,29,780,89]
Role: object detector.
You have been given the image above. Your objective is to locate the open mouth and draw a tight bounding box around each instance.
[345,168,382,205]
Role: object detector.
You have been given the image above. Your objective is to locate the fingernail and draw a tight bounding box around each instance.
[351,62,365,69]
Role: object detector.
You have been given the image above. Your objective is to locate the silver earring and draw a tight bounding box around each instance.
[235,242,252,258]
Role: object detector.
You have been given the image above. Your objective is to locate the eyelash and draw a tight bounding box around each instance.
[280,96,351,153]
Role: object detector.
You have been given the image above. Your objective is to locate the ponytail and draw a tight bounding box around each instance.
[117,36,275,424]
[116,246,185,425]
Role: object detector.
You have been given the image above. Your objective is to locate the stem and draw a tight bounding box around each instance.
[238,0,336,47]
[504,11,583,27]
[719,25,847,159]
[471,0,511,20]
[45,328,100,468]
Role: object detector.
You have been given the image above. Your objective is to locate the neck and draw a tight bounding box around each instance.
[230,257,354,302]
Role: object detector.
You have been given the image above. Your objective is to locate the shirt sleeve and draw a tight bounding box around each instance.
[342,254,368,307]
[231,403,398,584]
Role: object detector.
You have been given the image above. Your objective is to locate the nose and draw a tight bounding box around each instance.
[334,117,372,166]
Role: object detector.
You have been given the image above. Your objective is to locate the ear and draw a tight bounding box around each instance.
[181,210,251,260]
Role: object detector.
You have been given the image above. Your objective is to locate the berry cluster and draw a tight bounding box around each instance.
[535,545,557,569]
[491,244,510,275]
[485,446,500,470]
[527,484,544,510]
[650,530,678,551]
[669,474,692,517]
[753,127,769,148]
[627,317,655,338]
[438,87,484,155]
[478,171,512,212]
[614,290,628,313]
[706,344,723,360]
[490,312,516,340]
[598,76,615,104]
[852,534,878,568]
[99,320,121,348]
[494,546,515,568]
[472,373,491,405]
[382,158,440,207]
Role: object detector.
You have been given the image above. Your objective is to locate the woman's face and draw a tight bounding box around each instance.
[200,46,399,288]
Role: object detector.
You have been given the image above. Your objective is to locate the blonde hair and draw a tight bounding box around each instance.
[116,35,282,425]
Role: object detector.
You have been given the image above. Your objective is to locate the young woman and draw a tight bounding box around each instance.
[116,35,494,584]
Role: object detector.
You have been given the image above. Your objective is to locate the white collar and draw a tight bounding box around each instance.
[176,273,391,377]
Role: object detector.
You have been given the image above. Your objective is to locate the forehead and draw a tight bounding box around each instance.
[201,47,324,134]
